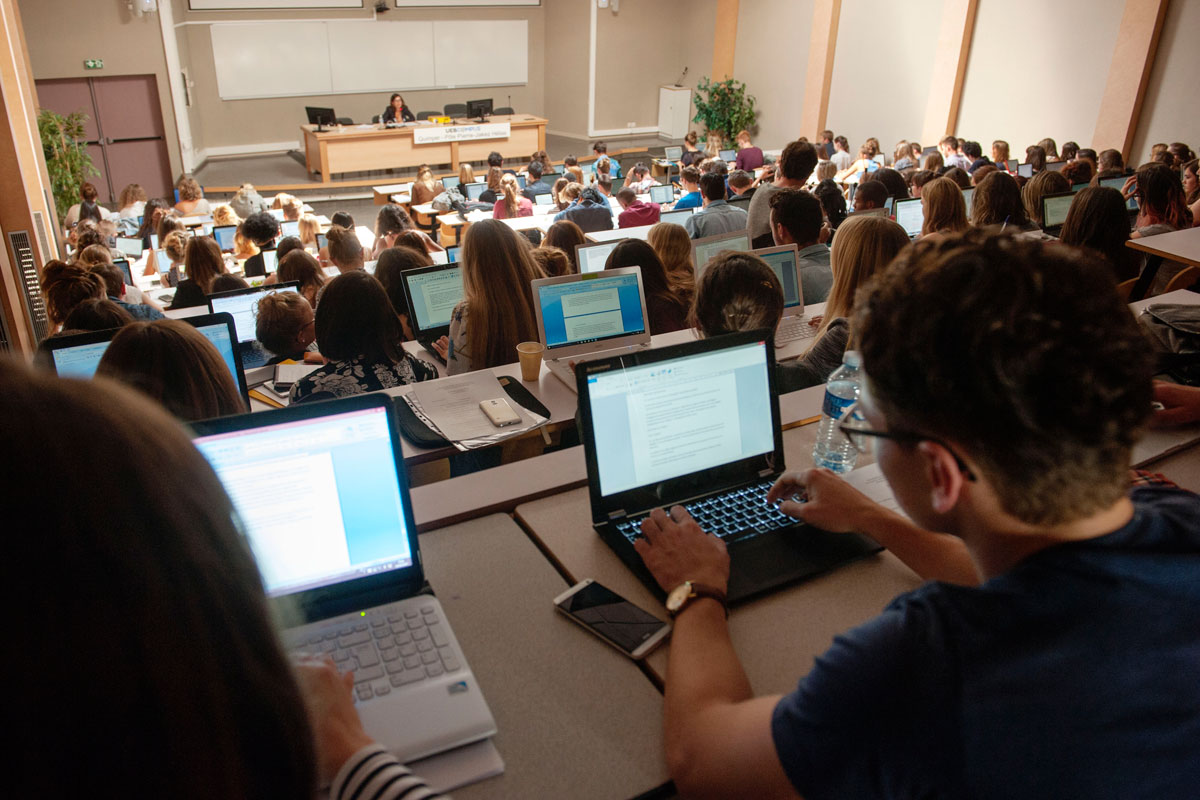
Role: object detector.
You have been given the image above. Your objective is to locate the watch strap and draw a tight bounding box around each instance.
[670,582,729,618]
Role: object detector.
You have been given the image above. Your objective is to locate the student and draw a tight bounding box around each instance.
[1097,148,1125,177]
[169,237,227,310]
[970,164,998,186]
[748,140,819,247]
[604,239,688,333]
[63,181,112,229]
[326,225,366,274]
[41,261,103,331]
[373,244,432,340]
[97,319,245,420]
[241,211,281,278]
[210,274,249,294]
[1126,163,1194,293]
[835,144,881,184]
[992,140,1012,171]
[769,187,833,304]
[542,220,586,273]
[590,140,623,178]
[1184,158,1199,227]
[530,246,572,278]
[680,130,704,168]
[1060,140,1079,162]
[553,185,612,234]
[494,173,533,220]
[648,221,696,297]
[61,297,134,333]
[90,260,166,322]
[276,249,328,308]
[633,229,1200,799]
[615,188,661,228]
[458,162,476,188]
[687,252,784,349]
[869,168,909,201]
[919,177,969,243]
[1022,170,1071,227]
[625,163,658,194]
[174,177,211,216]
[480,166,503,205]
[830,135,853,172]
[411,166,443,207]
[941,166,971,189]
[297,213,321,251]
[684,173,749,240]
[727,170,755,209]
[551,177,571,211]
[522,160,555,201]
[1076,148,1098,173]
[381,92,415,124]
[255,290,319,363]
[733,130,764,172]
[135,198,171,251]
[116,183,147,220]
[593,175,615,208]
[373,204,442,257]
[922,150,945,174]
[1059,187,1142,281]
[211,203,240,230]
[674,166,703,210]
[1038,136,1060,160]
[892,140,916,171]
[230,182,269,219]
[962,141,990,173]
[970,170,1036,232]
[938,135,970,171]
[436,219,540,374]
[1025,145,1047,174]
[852,180,889,212]
[812,179,848,232]
[290,272,435,402]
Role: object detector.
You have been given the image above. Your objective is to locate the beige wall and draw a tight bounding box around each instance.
[1129,0,1198,167]
[19,0,183,179]
[542,0,590,138]
[731,0,812,149]
[957,0,1124,155]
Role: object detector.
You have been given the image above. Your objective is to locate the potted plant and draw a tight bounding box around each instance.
[38,108,99,220]
[691,77,757,152]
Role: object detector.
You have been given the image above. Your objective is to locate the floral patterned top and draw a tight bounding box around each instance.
[289,353,437,403]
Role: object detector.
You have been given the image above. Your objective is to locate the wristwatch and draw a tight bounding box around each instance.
[666,581,728,618]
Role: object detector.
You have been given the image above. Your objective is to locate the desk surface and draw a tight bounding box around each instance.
[419,514,668,799]
[1126,226,1200,268]
[302,115,549,140]
[587,224,652,242]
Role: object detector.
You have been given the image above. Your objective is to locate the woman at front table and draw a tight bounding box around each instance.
[381,92,415,124]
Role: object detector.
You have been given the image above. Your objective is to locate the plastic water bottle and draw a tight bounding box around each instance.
[811,350,863,473]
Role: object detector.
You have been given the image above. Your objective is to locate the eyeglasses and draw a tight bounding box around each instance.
[836,400,977,482]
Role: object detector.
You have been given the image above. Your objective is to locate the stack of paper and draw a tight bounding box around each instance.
[407,372,547,451]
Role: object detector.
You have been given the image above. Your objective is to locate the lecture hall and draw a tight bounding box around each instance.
[4,0,1200,797]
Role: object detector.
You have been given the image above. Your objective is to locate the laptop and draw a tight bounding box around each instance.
[115,236,144,258]
[443,175,460,190]
[574,239,626,274]
[280,220,300,239]
[1040,191,1076,237]
[576,331,881,603]
[464,182,487,202]
[262,247,279,275]
[883,196,895,214]
[1046,160,1067,172]
[113,258,134,287]
[446,245,461,263]
[755,244,817,348]
[649,184,675,204]
[719,148,737,162]
[183,312,251,409]
[961,186,975,213]
[400,263,464,365]
[1100,176,1139,211]
[532,190,553,207]
[212,224,237,252]
[207,282,300,371]
[516,174,527,190]
[663,145,683,161]
[659,208,695,226]
[893,196,925,239]
[190,394,497,763]
[847,207,889,219]
[1018,163,1034,178]
[1006,159,1018,172]
[154,248,173,279]
[532,266,651,391]
[691,230,752,279]
[269,209,285,221]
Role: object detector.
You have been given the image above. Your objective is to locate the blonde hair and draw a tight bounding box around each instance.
[816,161,837,181]
[647,222,695,296]
[486,166,503,193]
[500,173,522,218]
[920,178,969,236]
[77,244,115,268]
[812,215,909,345]
[458,163,476,185]
[118,183,146,209]
[211,204,240,227]
[297,214,320,247]
[163,231,188,263]
[233,228,259,260]
[561,182,584,202]
[281,195,303,221]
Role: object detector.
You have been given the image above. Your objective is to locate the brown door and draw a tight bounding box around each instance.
[33,78,110,203]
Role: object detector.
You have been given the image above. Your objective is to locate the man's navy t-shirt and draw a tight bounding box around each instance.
[772,487,1200,799]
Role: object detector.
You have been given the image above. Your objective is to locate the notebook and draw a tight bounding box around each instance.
[1041,191,1076,236]
[649,184,675,204]
[212,225,237,252]
[753,245,817,350]
[189,394,497,763]
[576,331,880,602]
[400,263,464,365]
[574,239,626,274]
[659,208,696,226]
[207,283,300,370]
[691,230,752,279]
[532,266,651,391]
[893,197,925,239]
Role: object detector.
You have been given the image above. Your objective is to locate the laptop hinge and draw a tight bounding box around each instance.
[759,468,775,479]
[607,509,625,521]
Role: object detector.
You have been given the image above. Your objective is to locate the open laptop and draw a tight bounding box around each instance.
[649,184,675,204]
[212,224,237,252]
[1018,163,1034,178]
[662,145,683,162]
[464,182,487,202]
[893,196,925,239]
[576,331,881,602]
[659,208,695,226]
[115,236,144,258]
[400,263,463,365]
[754,244,817,350]
[719,148,737,163]
[208,283,300,371]
[692,230,752,279]
[190,394,497,763]
[1040,191,1076,237]
[1046,160,1067,172]
[574,239,626,274]
[532,266,651,391]
[113,258,134,287]
[1099,176,1140,212]
[961,186,975,213]
[443,175,460,190]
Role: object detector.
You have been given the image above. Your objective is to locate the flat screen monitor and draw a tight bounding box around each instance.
[649,184,675,204]
[466,98,493,119]
[305,106,336,127]
[464,182,487,201]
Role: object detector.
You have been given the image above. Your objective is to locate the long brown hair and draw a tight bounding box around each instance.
[276,249,327,307]
[689,252,783,335]
[460,219,540,369]
[815,214,909,346]
[184,236,226,293]
[543,220,586,271]
[42,261,105,326]
[921,178,969,236]
[647,221,695,296]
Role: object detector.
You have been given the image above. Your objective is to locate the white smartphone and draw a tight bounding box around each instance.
[480,397,521,427]
[553,579,671,659]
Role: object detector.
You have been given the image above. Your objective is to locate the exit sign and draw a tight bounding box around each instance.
[83,59,103,70]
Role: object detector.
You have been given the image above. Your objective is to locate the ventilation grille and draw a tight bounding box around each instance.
[9,230,49,342]
[32,210,53,265]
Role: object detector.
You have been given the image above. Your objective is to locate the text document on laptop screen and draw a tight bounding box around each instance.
[894,198,924,238]
[578,241,622,274]
[194,406,413,597]
[539,273,646,350]
[586,341,774,497]
[52,340,111,378]
[1043,194,1074,228]
[406,267,464,331]
[757,250,802,308]
[694,233,751,274]
[211,287,298,343]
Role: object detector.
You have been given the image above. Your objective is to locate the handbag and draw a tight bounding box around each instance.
[1139,303,1200,386]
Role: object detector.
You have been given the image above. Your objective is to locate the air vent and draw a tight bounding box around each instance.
[32,210,53,264]
[8,230,49,342]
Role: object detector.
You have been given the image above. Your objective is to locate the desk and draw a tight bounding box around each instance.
[1126,227,1200,300]
[301,116,548,179]
[418,514,668,798]
[587,224,653,242]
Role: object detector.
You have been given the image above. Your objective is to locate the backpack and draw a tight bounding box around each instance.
[1139,304,1200,386]
[432,185,467,213]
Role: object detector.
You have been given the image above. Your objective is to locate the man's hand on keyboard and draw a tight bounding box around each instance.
[767,468,881,534]
[294,657,376,786]
[635,506,730,594]
[808,315,823,329]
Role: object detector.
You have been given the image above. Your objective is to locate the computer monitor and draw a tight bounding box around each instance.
[400,264,464,339]
[464,182,487,201]
[207,283,300,344]
[649,184,675,204]
[305,106,336,128]
[659,208,695,226]
[893,197,925,239]
[574,240,626,274]
[719,149,737,163]
[663,146,683,161]
[692,231,752,277]
[115,237,143,258]
[212,225,237,252]
[466,98,493,119]
[443,176,460,190]
[1041,191,1076,230]
[280,220,300,239]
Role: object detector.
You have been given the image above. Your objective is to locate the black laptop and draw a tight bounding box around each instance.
[576,330,880,603]
[207,282,300,370]
[1040,191,1077,237]
[399,263,464,366]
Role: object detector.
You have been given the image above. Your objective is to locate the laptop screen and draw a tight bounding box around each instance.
[1100,176,1139,210]
[155,249,172,275]
[443,176,460,190]
[209,286,299,343]
[446,245,461,263]
[188,317,244,395]
[649,184,675,204]
[585,339,774,497]
[961,187,975,212]
[115,237,143,257]
[659,208,694,226]
[693,232,752,277]
[404,266,464,332]
[719,149,737,162]
[1018,163,1034,178]
[50,338,111,378]
[279,220,299,238]
[663,146,683,161]
[755,247,802,309]
[192,404,414,597]
[576,240,624,274]
[464,182,487,201]
[1042,193,1075,228]
[894,197,924,238]
[213,225,237,251]
[537,271,647,352]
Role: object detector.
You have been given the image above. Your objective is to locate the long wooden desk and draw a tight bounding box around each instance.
[301,115,548,179]
[416,514,668,798]
[1126,226,1200,300]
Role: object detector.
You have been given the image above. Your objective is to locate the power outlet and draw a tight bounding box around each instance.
[627,121,637,128]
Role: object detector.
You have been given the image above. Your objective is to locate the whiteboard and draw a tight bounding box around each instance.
[327,22,437,93]
[211,22,332,100]
[192,0,361,7]
[433,20,527,88]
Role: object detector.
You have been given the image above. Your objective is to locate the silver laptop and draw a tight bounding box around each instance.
[190,394,497,763]
[663,146,683,161]
[575,239,627,274]
[692,230,753,280]
[893,197,924,240]
[752,244,817,348]
[532,266,652,391]
[659,208,696,226]
[649,184,675,204]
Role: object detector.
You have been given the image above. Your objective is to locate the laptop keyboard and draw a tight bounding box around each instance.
[289,603,463,703]
[613,480,798,546]
[775,316,819,345]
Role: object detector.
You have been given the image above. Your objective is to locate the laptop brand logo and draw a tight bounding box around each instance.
[448,681,470,695]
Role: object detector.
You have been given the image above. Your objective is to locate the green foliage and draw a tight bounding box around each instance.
[691,77,758,145]
[38,108,99,220]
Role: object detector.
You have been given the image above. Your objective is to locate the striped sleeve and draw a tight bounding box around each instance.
[331,743,449,800]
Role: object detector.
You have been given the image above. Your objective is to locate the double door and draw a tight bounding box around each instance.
[34,74,173,205]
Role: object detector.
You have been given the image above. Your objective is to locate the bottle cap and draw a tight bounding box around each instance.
[843,350,862,369]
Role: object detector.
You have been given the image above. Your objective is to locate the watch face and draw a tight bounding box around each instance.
[666,582,693,612]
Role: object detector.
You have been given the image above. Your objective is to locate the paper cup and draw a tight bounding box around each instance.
[516,341,544,381]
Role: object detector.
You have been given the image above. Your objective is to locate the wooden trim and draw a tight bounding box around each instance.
[1092,0,1170,163]
[711,0,739,81]
[799,0,841,139]
[920,0,978,145]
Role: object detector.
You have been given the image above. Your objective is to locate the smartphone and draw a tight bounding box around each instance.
[554,579,671,659]
[480,397,521,427]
